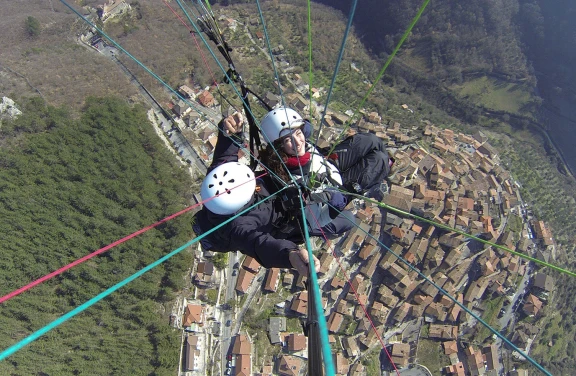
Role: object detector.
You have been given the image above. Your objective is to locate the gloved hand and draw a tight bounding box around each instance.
[302,119,312,139]
[328,190,347,211]
[327,189,347,219]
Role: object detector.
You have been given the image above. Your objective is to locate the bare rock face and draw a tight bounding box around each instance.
[0,96,22,122]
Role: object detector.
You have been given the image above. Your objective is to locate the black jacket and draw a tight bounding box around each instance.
[194,122,300,269]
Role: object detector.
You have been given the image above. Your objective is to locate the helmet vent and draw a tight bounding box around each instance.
[281,121,286,126]
[219,182,223,185]
[226,189,231,194]
[223,171,228,176]
[215,190,220,195]
[208,184,214,188]
[228,179,235,183]
[213,173,217,179]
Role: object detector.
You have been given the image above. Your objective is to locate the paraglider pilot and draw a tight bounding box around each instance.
[193,112,343,276]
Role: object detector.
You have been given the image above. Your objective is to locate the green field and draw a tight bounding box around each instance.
[453,76,535,115]
[417,338,450,376]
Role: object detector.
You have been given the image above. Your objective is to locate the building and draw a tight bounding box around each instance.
[197,90,215,107]
[235,268,256,294]
[264,268,280,292]
[286,333,307,352]
[268,317,286,345]
[183,334,201,371]
[183,304,204,328]
[278,355,304,376]
[390,343,410,368]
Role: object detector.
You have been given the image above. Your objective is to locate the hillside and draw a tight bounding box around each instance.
[2,1,576,374]
[0,97,196,375]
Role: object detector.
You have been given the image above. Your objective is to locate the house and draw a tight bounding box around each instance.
[232,334,251,355]
[391,343,410,368]
[232,334,252,376]
[179,85,195,98]
[197,90,215,107]
[532,220,554,246]
[522,294,543,317]
[333,353,350,375]
[263,92,280,108]
[236,354,251,376]
[235,268,256,294]
[444,362,465,376]
[268,317,286,344]
[393,302,412,323]
[183,304,204,327]
[327,311,344,333]
[342,336,360,358]
[465,346,485,376]
[264,268,280,292]
[533,273,554,293]
[278,355,304,376]
[242,256,261,273]
[319,252,334,274]
[290,291,308,315]
[286,333,307,352]
[286,93,307,113]
[183,335,201,371]
[369,302,390,326]
[257,364,273,376]
[428,324,458,340]
[483,344,500,372]
[443,340,458,355]
[194,261,215,287]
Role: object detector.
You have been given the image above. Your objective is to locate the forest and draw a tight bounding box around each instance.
[0,97,196,375]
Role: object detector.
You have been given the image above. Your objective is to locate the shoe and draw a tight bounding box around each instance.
[365,182,388,201]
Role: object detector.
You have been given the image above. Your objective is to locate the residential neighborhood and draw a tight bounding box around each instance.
[170,108,555,376]
[77,4,557,376]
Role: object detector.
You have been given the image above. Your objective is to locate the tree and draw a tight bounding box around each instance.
[25,16,41,37]
[212,252,228,269]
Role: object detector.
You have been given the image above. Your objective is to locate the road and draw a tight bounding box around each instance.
[219,252,240,376]
[93,41,223,177]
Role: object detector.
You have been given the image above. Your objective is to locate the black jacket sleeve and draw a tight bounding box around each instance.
[208,120,244,172]
[227,218,297,269]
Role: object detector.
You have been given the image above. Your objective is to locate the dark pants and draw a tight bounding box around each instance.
[279,209,355,242]
[332,133,390,193]
[309,210,356,239]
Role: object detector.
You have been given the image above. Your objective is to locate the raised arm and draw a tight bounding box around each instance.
[209,112,245,171]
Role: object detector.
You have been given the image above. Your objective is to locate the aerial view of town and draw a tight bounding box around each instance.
[2,1,571,376]
[86,2,557,376]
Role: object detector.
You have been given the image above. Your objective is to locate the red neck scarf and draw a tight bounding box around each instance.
[285,152,311,169]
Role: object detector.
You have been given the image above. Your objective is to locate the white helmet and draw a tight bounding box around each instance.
[201,162,256,215]
[260,107,304,143]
